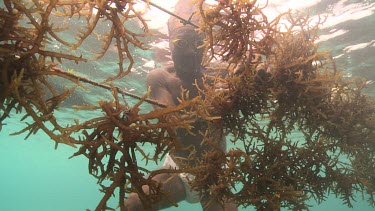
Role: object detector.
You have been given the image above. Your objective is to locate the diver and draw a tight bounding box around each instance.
[124,1,238,210]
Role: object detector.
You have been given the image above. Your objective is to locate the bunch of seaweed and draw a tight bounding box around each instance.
[0,0,203,210]
[190,0,375,210]
[1,0,375,211]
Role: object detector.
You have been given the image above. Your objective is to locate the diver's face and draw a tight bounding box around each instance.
[169,27,205,74]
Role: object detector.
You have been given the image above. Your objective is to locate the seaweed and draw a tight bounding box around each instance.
[191,0,375,210]
[1,0,375,211]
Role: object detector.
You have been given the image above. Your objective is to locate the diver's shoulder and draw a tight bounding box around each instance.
[148,65,175,75]
[146,65,176,83]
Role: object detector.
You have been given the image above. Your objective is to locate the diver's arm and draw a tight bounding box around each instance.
[146,69,176,107]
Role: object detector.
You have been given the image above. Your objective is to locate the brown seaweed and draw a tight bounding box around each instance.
[1,0,375,211]
[191,0,375,210]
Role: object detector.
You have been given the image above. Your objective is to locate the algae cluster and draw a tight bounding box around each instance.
[1,0,374,210]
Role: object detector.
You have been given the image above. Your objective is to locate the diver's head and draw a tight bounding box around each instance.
[169,26,205,76]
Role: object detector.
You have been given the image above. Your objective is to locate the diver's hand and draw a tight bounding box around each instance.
[210,81,233,115]
[214,82,229,93]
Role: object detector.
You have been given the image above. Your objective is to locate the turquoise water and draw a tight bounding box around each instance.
[1,115,374,211]
[2,112,374,211]
[1,0,375,210]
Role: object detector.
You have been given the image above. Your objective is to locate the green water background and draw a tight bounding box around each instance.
[1,114,374,211]
[1,0,375,210]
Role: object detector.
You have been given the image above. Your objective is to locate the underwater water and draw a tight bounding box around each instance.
[1,0,375,210]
